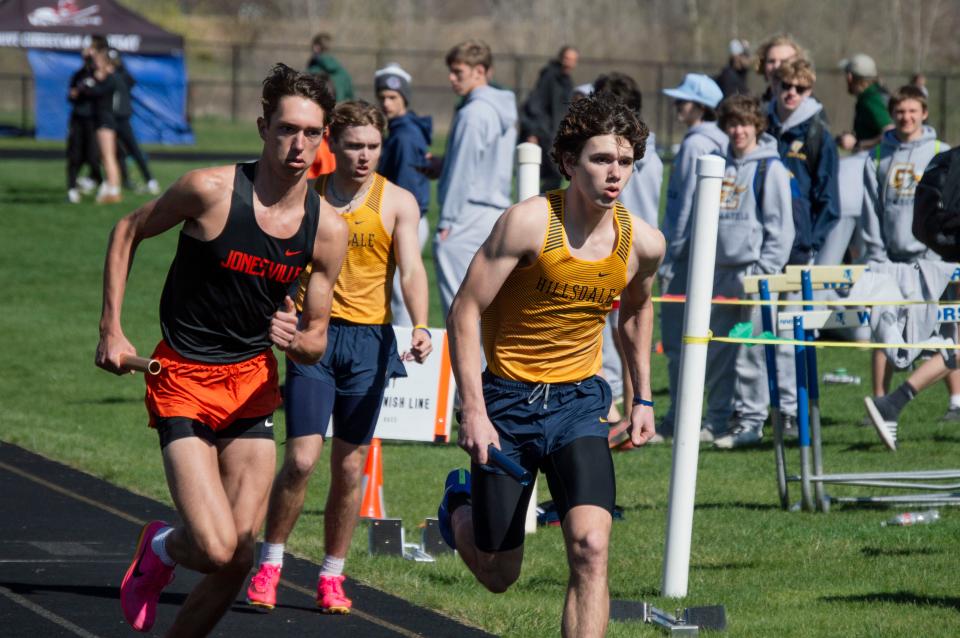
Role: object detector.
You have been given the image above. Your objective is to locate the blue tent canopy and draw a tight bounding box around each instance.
[29,49,193,143]
[0,0,193,144]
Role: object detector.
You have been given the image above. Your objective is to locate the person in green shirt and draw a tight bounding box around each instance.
[841,53,892,151]
[307,33,354,101]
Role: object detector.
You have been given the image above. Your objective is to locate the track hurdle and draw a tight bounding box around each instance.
[776,265,960,509]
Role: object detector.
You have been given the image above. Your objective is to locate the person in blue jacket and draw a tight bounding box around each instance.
[760,58,839,430]
[375,63,434,326]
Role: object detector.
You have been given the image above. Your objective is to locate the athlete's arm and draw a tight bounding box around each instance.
[447,199,547,465]
[275,203,348,364]
[390,184,432,363]
[618,217,665,447]
[95,167,231,375]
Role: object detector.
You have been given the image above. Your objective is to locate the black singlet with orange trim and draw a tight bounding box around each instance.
[159,162,320,363]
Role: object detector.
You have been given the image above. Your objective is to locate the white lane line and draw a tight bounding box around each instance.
[0,585,104,638]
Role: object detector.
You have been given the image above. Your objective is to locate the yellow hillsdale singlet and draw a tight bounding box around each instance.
[482,190,633,383]
[295,173,395,323]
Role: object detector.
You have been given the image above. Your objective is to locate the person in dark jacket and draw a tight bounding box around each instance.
[66,48,102,203]
[762,58,840,428]
[306,33,354,101]
[109,50,158,195]
[519,45,578,190]
[767,58,840,266]
[715,38,751,97]
[374,62,434,326]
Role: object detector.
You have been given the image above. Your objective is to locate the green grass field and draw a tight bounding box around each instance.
[2,130,960,636]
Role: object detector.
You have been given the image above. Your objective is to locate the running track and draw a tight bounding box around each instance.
[0,442,495,637]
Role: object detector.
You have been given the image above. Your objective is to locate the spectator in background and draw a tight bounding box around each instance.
[434,40,517,316]
[109,49,159,195]
[841,53,892,151]
[591,71,663,431]
[66,47,102,203]
[307,33,354,101]
[375,62,433,326]
[858,86,958,415]
[519,45,578,190]
[715,38,752,98]
[910,72,929,97]
[755,33,806,104]
[83,39,122,204]
[712,95,794,449]
[762,58,839,433]
[657,73,727,440]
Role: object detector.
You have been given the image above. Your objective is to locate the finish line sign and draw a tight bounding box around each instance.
[373,327,455,443]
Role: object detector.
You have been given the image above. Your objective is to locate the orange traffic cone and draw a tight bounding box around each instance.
[359,438,386,519]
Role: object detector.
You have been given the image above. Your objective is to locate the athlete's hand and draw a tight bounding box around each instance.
[629,404,656,447]
[458,409,499,466]
[95,331,137,376]
[270,296,299,351]
[403,328,432,363]
[437,228,450,241]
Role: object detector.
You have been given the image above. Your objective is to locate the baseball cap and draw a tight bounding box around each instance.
[662,73,723,108]
[729,38,750,56]
[839,53,878,78]
[374,63,413,104]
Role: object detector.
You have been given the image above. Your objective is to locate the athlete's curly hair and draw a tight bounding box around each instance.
[551,91,648,179]
[261,63,336,126]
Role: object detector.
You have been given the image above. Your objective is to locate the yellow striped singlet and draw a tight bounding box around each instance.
[295,173,395,323]
[481,190,633,383]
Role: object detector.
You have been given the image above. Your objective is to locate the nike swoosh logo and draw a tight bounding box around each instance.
[598,272,609,277]
[354,220,364,225]
[285,249,302,257]
[264,419,274,428]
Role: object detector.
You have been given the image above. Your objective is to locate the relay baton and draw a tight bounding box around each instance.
[487,445,532,486]
[119,354,162,376]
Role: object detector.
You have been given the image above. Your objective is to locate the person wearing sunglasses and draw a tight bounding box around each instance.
[758,58,840,435]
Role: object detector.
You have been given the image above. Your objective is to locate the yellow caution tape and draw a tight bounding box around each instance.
[682,331,713,345]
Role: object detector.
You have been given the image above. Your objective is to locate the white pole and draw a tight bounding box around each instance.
[517,141,542,534]
[517,142,542,200]
[661,154,725,598]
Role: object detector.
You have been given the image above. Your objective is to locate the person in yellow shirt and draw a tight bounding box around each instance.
[246,100,432,614]
[440,92,665,636]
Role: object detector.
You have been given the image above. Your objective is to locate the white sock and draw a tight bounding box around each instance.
[259,542,285,567]
[950,394,960,409]
[151,526,176,567]
[319,555,345,577]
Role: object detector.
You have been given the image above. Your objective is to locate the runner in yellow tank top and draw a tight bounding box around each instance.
[440,93,665,636]
[247,101,433,615]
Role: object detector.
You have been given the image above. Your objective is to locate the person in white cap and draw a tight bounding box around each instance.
[715,38,751,97]
[374,62,434,326]
[657,73,728,441]
[841,53,893,151]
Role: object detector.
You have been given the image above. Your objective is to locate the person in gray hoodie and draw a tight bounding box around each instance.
[434,40,518,316]
[860,85,960,432]
[657,73,727,438]
[710,95,795,449]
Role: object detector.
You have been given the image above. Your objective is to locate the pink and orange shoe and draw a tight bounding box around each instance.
[317,574,352,614]
[246,563,281,610]
[120,521,175,632]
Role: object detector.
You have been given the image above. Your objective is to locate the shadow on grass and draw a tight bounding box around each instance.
[0,187,65,205]
[692,561,758,570]
[860,546,941,558]
[69,396,141,405]
[821,591,960,611]
[694,501,780,511]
